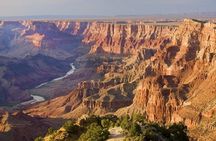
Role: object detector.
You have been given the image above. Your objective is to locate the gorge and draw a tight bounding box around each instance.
[0,18,216,141]
[19,63,76,106]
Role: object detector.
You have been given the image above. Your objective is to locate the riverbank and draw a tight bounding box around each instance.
[36,63,75,88]
[18,63,76,106]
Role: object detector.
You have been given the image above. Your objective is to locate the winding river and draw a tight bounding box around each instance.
[19,63,76,106]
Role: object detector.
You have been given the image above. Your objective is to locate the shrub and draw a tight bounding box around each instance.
[101,119,110,129]
[63,120,84,139]
[78,123,109,141]
[46,127,55,136]
[131,113,146,124]
[168,123,189,141]
[120,115,131,130]
[79,115,101,127]
[34,136,44,141]
[129,123,142,136]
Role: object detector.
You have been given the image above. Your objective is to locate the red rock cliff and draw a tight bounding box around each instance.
[25,19,216,140]
[82,22,176,54]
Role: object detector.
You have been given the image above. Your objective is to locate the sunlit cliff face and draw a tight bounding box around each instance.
[0,19,216,140]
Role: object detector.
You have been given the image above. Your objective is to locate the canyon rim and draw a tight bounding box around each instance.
[0,0,216,141]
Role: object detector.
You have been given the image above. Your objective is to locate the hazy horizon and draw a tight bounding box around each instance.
[0,0,215,17]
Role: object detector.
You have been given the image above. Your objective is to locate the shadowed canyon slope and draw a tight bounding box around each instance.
[0,19,216,140]
[0,55,71,105]
[0,109,62,141]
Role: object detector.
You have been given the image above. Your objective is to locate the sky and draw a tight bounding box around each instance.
[0,0,215,17]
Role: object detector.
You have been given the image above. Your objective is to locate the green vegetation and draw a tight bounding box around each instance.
[78,123,109,141]
[35,114,189,141]
[63,120,84,140]
[34,136,44,141]
[118,114,189,141]
[46,127,56,136]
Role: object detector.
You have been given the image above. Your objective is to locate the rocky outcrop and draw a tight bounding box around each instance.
[82,22,176,54]
[0,20,176,58]
[1,19,216,140]
[0,21,86,59]
[117,19,215,113]
[25,19,216,140]
[0,110,50,141]
[26,78,136,118]
[116,19,216,140]
[124,75,187,122]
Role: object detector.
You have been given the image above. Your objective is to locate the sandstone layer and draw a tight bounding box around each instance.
[0,19,216,140]
[24,19,216,140]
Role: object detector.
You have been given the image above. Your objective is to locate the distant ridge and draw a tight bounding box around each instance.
[0,12,216,20]
[115,12,216,20]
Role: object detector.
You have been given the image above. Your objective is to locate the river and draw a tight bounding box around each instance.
[19,63,76,106]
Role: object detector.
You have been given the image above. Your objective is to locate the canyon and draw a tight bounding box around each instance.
[0,19,216,140]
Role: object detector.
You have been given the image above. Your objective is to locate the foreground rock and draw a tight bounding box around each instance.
[0,110,50,141]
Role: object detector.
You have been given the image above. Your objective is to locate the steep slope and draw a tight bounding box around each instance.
[25,19,216,140]
[0,21,86,59]
[25,21,178,117]
[0,20,177,58]
[117,19,216,140]
[117,19,216,118]
[0,19,215,140]
[0,109,50,141]
[82,21,176,54]
[0,55,71,105]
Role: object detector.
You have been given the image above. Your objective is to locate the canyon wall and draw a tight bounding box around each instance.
[25,19,216,140]
[82,22,176,54]
[1,19,216,140]
[0,20,176,57]
[0,55,71,105]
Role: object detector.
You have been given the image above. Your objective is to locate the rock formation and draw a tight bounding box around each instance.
[24,19,216,140]
[83,22,176,54]
[0,109,51,141]
[0,19,216,140]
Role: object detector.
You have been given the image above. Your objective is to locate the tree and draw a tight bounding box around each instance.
[79,115,101,127]
[120,115,131,130]
[63,120,84,139]
[63,120,75,130]
[101,119,110,129]
[66,124,82,135]
[131,113,146,124]
[129,123,142,136]
[78,123,109,141]
[168,123,189,141]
